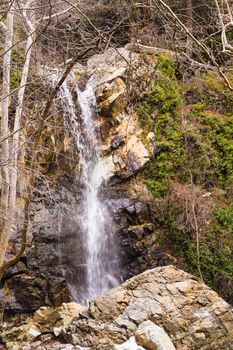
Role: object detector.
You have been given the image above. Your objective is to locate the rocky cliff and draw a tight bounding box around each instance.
[1,49,153,314]
[1,266,233,349]
[0,47,174,315]
[0,45,233,346]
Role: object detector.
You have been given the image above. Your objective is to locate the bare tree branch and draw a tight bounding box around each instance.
[0,21,7,31]
[135,0,233,90]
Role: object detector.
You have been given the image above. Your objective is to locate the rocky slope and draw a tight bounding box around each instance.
[1,266,233,350]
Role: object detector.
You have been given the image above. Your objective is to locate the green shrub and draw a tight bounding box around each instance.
[186,106,233,188]
[163,203,233,303]
[137,53,233,303]
[182,71,233,113]
[192,204,233,301]
[138,53,185,197]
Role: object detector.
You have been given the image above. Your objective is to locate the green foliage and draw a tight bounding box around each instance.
[183,71,233,113]
[138,54,233,303]
[199,72,225,92]
[140,54,232,196]
[9,51,24,90]
[191,204,233,301]
[10,70,22,90]
[186,106,233,188]
[161,203,233,303]
[156,53,175,78]
[138,53,185,197]
[224,92,233,110]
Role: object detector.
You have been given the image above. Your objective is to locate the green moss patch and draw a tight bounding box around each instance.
[137,53,185,197]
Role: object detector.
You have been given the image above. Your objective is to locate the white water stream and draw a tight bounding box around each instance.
[53,72,119,304]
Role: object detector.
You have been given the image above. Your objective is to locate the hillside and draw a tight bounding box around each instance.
[0,1,233,349]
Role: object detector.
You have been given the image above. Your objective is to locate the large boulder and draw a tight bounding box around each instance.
[3,266,232,350]
[74,266,232,350]
[115,337,145,350]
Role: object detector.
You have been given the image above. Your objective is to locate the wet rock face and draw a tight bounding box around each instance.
[0,180,77,315]
[1,266,233,350]
[5,275,46,313]
[106,181,176,281]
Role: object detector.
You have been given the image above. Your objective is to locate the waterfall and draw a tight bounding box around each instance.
[75,81,119,303]
[53,72,119,304]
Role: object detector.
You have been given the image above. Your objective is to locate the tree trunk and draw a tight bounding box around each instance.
[8,13,34,232]
[0,3,35,269]
[0,8,14,266]
[186,0,193,57]
[140,0,152,24]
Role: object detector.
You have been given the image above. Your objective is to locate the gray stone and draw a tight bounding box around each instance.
[111,136,125,150]
[115,337,145,350]
[124,303,149,324]
[28,328,41,337]
[135,320,175,350]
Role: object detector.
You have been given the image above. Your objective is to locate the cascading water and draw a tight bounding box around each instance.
[52,71,119,304]
[76,81,119,303]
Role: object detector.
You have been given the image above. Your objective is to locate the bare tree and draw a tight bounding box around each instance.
[186,0,193,57]
[0,0,36,268]
[214,0,233,53]
[0,4,14,266]
[133,0,233,89]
